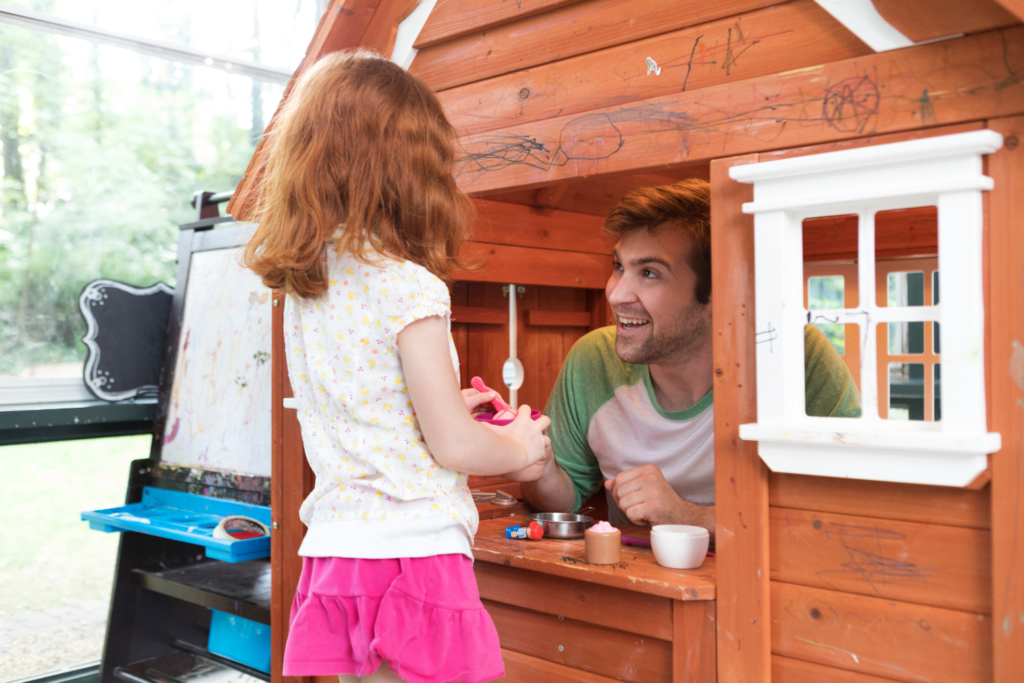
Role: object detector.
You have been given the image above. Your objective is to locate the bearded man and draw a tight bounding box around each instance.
[504,179,861,533]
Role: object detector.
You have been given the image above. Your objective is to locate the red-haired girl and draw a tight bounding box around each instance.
[244,50,550,683]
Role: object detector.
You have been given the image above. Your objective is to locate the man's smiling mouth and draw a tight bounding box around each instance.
[617,316,650,330]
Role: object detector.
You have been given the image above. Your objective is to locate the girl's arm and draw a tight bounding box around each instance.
[397,315,551,476]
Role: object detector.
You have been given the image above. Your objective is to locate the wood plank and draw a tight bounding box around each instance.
[803,207,938,263]
[769,507,993,614]
[528,309,592,327]
[438,0,870,138]
[873,0,1019,43]
[411,0,779,92]
[995,0,1024,25]
[451,304,507,324]
[673,599,717,682]
[985,114,1024,683]
[452,28,1024,195]
[476,562,673,639]
[499,648,622,683]
[356,0,420,56]
[484,599,673,682]
[711,154,770,683]
[472,199,608,253]
[415,0,587,49]
[472,516,717,601]
[771,582,992,683]
[772,655,906,683]
[456,242,611,288]
[768,473,991,530]
[227,0,379,221]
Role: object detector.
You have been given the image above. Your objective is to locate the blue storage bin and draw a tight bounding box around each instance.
[208,609,271,673]
[81,487,271,562]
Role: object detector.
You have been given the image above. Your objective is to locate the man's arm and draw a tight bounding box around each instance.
[506,444,579,512]
[605,465,716,537]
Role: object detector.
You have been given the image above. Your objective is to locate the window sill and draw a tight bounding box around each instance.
[0,399,157,446]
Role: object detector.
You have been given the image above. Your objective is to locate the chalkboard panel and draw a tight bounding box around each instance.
[79,279,173,402]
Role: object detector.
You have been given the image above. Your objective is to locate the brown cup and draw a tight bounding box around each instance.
[585,528,622,564]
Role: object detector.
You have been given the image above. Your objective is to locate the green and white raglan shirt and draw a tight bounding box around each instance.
[545,324,862,523]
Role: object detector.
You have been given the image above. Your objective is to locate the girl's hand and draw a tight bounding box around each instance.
[496,405,551,470]
[461,387,497,415]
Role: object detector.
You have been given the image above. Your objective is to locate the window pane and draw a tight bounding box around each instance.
[808,275,844,355]
[934,363,941,421]
[933,271,940,354]
[0,23,282,379]
[15,0,320,72]
[0,435,148,681]
[889,362,925,421]
[887,271,925,355]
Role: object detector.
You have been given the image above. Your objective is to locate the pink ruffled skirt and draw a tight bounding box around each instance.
[282,554,504,683]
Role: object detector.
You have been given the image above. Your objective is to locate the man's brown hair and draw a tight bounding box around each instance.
[243,50,475,299]
[603,178,711,305]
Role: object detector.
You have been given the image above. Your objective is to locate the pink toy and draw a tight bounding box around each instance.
[470,376,514,414]
[470,376,543,425]
[589,520,618,533]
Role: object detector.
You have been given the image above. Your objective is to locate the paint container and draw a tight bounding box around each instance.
[650,525,709,569]
[585,525,621,564]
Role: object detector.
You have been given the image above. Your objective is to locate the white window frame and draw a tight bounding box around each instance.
[730,130,1002,487]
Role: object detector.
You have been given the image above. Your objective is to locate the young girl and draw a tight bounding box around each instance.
[243,51,550,683]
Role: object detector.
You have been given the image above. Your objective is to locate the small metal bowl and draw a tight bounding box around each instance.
[529,507,595,539]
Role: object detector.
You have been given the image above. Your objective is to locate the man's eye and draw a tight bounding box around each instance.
[613,261,623,271]
[643,269,657,278]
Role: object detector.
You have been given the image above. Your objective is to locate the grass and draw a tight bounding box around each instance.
[0,435,150,618]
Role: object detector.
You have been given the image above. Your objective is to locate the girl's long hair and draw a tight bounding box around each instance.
[243,50,475,298]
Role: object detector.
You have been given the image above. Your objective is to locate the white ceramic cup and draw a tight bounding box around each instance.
[650,525,710,569]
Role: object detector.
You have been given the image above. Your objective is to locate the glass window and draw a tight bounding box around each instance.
[808,275,845,355]
[1,5,309,391]
[0,435,148,681]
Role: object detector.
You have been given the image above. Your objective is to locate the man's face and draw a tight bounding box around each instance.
[605,226,711,365]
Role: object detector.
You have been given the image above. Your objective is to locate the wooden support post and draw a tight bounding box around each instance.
[673,600,717,682]
[711,154,770,683]
[986,114,1024,683]
[271,290,314,683]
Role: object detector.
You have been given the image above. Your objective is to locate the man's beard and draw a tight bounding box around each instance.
[614,300,710,365]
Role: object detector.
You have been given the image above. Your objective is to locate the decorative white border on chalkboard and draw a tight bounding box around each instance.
[730,130,1003,487]
[80,279,173,402]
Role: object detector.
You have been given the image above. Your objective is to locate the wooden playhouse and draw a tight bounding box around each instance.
[225,1,1024,681]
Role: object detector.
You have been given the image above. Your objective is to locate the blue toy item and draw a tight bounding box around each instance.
[82,487,271,562]
[207,609,271,673]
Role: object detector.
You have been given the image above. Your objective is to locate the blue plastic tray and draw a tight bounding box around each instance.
[82,487,271,562]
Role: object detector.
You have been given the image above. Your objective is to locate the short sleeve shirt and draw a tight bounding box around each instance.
[546,325,862,523]
[284,247,478,559]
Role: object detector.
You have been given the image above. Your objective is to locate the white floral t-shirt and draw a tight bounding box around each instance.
[284,247,478,560]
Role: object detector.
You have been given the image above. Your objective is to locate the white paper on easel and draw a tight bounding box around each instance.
[160,247,273,477]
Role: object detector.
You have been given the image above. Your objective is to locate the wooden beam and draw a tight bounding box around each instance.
[994,0,1024,25]
[769,473,991,530]
[453,27,1024,195]
[415,0,587,49]
[410,0,778,92]
[873,0,1018,43]
[770,507,993,614]
[456,242,611,288]
[500,648,623,683]
[533,184,569,209]
[438,0,870,138]
[450,305,506,324]
[986,114,1024,683]
[711,154,769,683]
[673,599,717,683]
[472,199,609,253]
[771,582,992,682]
[527,310,592,327]
[772,654,928,683]
[356,0,420,56]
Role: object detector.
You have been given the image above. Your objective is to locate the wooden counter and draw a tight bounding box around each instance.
[472,515,717,683]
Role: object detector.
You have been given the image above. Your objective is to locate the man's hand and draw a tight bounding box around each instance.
[605,464,714,532]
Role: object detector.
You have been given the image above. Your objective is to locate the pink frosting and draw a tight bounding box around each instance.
[589,521,617,533]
